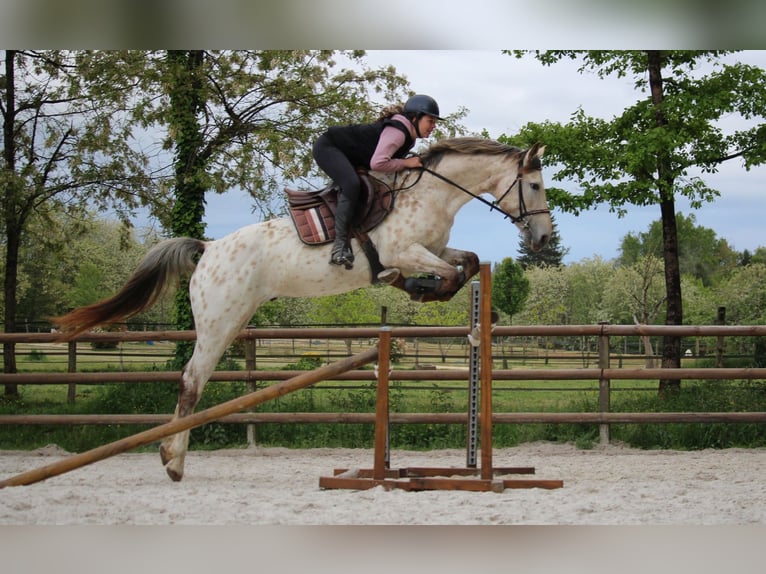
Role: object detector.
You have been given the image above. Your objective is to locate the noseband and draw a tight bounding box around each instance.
[494,168,551,227]
[420,159,550,227]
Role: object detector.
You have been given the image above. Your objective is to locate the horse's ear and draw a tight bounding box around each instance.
[524,142,545,166]
[527,142,545,158]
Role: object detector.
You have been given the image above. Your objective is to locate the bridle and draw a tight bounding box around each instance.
[419,159,550,228]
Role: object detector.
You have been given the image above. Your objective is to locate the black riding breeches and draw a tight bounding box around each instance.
[312,134,361,205]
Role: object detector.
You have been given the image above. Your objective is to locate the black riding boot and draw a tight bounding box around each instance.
[330,196,355,269]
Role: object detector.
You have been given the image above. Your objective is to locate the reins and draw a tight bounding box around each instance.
[418,161,550,226]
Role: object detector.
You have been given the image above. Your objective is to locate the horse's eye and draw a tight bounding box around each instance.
[531,183,540,191]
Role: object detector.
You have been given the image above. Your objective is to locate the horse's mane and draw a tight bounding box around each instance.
[421,137,523,170]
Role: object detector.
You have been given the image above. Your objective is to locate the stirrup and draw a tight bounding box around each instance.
[330,243,354,270]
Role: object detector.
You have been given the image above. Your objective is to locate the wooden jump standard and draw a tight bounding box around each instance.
[319,263,564,492]
[0,346,379,488]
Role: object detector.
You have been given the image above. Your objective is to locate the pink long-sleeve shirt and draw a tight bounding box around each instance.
[369,114,417,172]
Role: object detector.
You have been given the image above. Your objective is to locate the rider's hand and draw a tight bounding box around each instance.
[403,156,423,169]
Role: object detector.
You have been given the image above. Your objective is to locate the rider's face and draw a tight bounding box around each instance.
[417,115,438,138]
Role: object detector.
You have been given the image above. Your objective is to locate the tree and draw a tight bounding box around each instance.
[619,213,738,286]
[145,50,418,367]
[516,265,569,327]
[507,50,766,393]
[491,258,529,323]
[308,289,380,355]
[164,50,207,367]
[714,263,766,326]
[1,50,155,395]
[740,246,766,267]
[714,263,766,361]
[604,255,667,367]
[516,214,568,269]
[492,257,529,367]
[563,257,613,325]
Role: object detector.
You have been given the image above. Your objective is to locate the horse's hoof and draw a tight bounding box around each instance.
[377,268,401,284]
[165,466,184,482]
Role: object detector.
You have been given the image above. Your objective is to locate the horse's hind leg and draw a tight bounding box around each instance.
[158,347,221,481]
[384,244,480,302]
[159,315,254,481]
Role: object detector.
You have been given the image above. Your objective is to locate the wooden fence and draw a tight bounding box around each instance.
[1,324,766,444]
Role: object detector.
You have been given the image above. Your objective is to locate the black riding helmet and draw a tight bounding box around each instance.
[403,94,444,121]
[403,94,443,138]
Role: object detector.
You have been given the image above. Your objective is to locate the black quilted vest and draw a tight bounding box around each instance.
[325,118,414,169]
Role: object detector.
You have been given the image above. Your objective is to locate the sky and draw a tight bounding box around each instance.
[194,50,766,265]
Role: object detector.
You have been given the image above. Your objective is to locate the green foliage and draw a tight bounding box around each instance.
[516,215,568,268]
[619,213,738,286]
[515,265,568,325]
[603,254,666,325]
[508,51,766,215]
[93,381,178,415]
[492,258,529,322]
[714,263,766,325]
[563,257,614,325]
[308,289,381,326]
[284,354,323,371]
[504,50,766,376]
[2,50,156,342]
[2,371,766,451]
[28,349,47,362]
[612,380,766,449]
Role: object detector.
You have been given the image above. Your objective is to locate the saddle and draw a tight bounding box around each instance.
[285,172,395,246]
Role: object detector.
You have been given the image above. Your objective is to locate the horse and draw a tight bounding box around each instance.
[52,136,552,481]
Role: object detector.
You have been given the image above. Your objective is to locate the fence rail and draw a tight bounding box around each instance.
[2,324,766,442]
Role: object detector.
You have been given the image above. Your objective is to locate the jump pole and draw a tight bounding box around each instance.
[0,345,379,488]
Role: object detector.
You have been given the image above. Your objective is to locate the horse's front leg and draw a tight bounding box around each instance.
[440,247,480,284]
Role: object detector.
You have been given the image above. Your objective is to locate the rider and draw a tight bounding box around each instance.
[312,94,443,269]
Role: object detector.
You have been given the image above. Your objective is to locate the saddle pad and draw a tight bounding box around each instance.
[289,201,335,245]
[287,173,395,246]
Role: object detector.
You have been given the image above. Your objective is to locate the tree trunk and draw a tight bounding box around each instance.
[166,50,208,370]
[633,315,655,368]
[647,50,682,395]
[2,50,19,396]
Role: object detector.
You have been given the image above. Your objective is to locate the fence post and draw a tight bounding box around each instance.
[67,341,77,404]
[716,307,726,369]
[374,327,392,479]
[466,280,480,469]
[244,337,257,447]
[598,321,611,444]
[479,263,493,480]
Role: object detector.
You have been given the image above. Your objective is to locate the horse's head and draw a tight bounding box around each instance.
[419,136,553,253]
[496,142,552,252]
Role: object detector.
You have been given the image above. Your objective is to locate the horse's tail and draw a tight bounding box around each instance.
[52,237,206,340]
